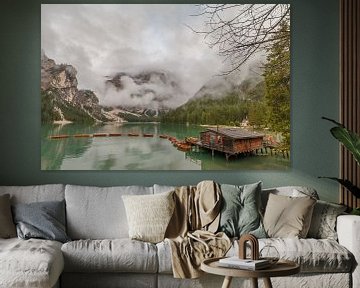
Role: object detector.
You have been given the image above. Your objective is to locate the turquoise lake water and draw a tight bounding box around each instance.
[41,123,290,170]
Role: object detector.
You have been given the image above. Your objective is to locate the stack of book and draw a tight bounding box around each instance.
[218,257,271,270]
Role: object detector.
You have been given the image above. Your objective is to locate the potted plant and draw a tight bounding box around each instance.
[320,117,360,215]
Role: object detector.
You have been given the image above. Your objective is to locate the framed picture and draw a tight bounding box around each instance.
[41,4,290,170]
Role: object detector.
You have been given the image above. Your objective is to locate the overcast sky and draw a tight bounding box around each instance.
[41,4,261,107]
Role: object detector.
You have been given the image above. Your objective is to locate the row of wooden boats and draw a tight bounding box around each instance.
[49,133,154,139]
[49,133,198,153]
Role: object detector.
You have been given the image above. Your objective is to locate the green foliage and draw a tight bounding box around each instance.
[320,117,360,199]
[41,89,95,124]
[58,101,95,123]
[246,81,269,128]
[319,176,360,199]
[351,208,360,215]
[322,117,360,165]
[161,77,268,126]
[161,93,249,126]
[41,90,61,123]
[263,21,291,148]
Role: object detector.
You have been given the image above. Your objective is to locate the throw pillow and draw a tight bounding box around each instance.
[12,200,70,243]
[218,182,266,238]
[263,193,316,238]
[307,200,347,240]
[122,190,175,243]
[0,194,17,238]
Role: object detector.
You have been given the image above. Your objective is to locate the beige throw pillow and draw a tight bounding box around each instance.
[122,191,175,243]
[263,193,316,238]
[0,194,17,238]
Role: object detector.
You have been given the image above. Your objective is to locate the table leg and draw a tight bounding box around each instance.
[251,278,258,288]
[263,277,273,288]
[221,276,233,288]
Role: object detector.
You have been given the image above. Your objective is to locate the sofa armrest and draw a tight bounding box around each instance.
[337,215,360,288]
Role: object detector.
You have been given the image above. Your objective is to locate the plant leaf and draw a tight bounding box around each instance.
[318,177,360,199]
[322,117,360,165]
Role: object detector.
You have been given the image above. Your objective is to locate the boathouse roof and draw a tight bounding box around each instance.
[204,127,264,139]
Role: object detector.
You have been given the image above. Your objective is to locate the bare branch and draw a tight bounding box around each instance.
[189,4,290,74]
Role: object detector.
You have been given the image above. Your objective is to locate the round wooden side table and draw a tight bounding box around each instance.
[201,257,300,288]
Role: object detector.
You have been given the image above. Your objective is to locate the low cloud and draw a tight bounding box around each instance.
[41,4,265,108]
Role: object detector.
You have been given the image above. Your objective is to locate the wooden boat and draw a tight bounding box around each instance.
[185,137,199,145]
[176,142,192,152]
[49,135,69,139]
[109,133,122,137]
[143,134,154,138]
[93,133,108,137]
[127,133,139,137]
[169,137,177,143]
[159,134,169,139]
[74,134,92,138]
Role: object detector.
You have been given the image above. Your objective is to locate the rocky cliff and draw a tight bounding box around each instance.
[41,52,119,123]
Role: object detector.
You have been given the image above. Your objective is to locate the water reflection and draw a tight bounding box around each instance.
[41,123,290,170]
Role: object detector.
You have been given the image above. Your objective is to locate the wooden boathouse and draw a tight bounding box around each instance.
[198,127,264,160]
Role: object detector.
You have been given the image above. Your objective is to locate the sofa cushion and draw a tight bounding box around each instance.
[261,186,319,212]
[65,185,153,239]
[0,194,16,238]
[232,238,353,273]
[0,238,64,288]
[122,191,175,243]
[218,182,266,238]
[0,184,65,204]
[61,239,158,273]
[263,194,316,238]
[153,184,176,194]
[307,200,347,240]
[158,237,353,274]
[261,238,353,273]
[12,200,70,243]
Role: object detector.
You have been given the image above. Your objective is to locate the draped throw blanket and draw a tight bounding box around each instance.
[165,181,231,278]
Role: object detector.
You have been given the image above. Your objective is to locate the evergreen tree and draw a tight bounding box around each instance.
[263,21,291,148]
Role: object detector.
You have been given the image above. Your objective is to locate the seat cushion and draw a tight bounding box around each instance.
[227,238,354,273]
[0,238,64,288]
[157,238,354,274]
[62,239,158,273]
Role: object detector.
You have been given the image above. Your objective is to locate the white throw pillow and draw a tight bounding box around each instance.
[122,191,175,243]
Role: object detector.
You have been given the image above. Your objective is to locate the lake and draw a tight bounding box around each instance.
[41,123,291,170]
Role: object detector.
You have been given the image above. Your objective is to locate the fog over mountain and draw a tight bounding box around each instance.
[104,70,187,109]
[41,4,264,109]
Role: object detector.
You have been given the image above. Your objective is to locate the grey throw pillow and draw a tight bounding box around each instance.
[0,194,17,238]
[12,200,70,243]
[218,182,266,238]
[307,200,347,240]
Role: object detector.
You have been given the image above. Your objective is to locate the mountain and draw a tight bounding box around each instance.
[41,52,120,124]
[103,70,185,121]
[161,76,265,126]
[192,74,263,101]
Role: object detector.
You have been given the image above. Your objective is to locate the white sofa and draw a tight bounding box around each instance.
[0,184,359,288]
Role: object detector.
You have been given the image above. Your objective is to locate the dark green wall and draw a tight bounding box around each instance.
[0,0,340,202]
